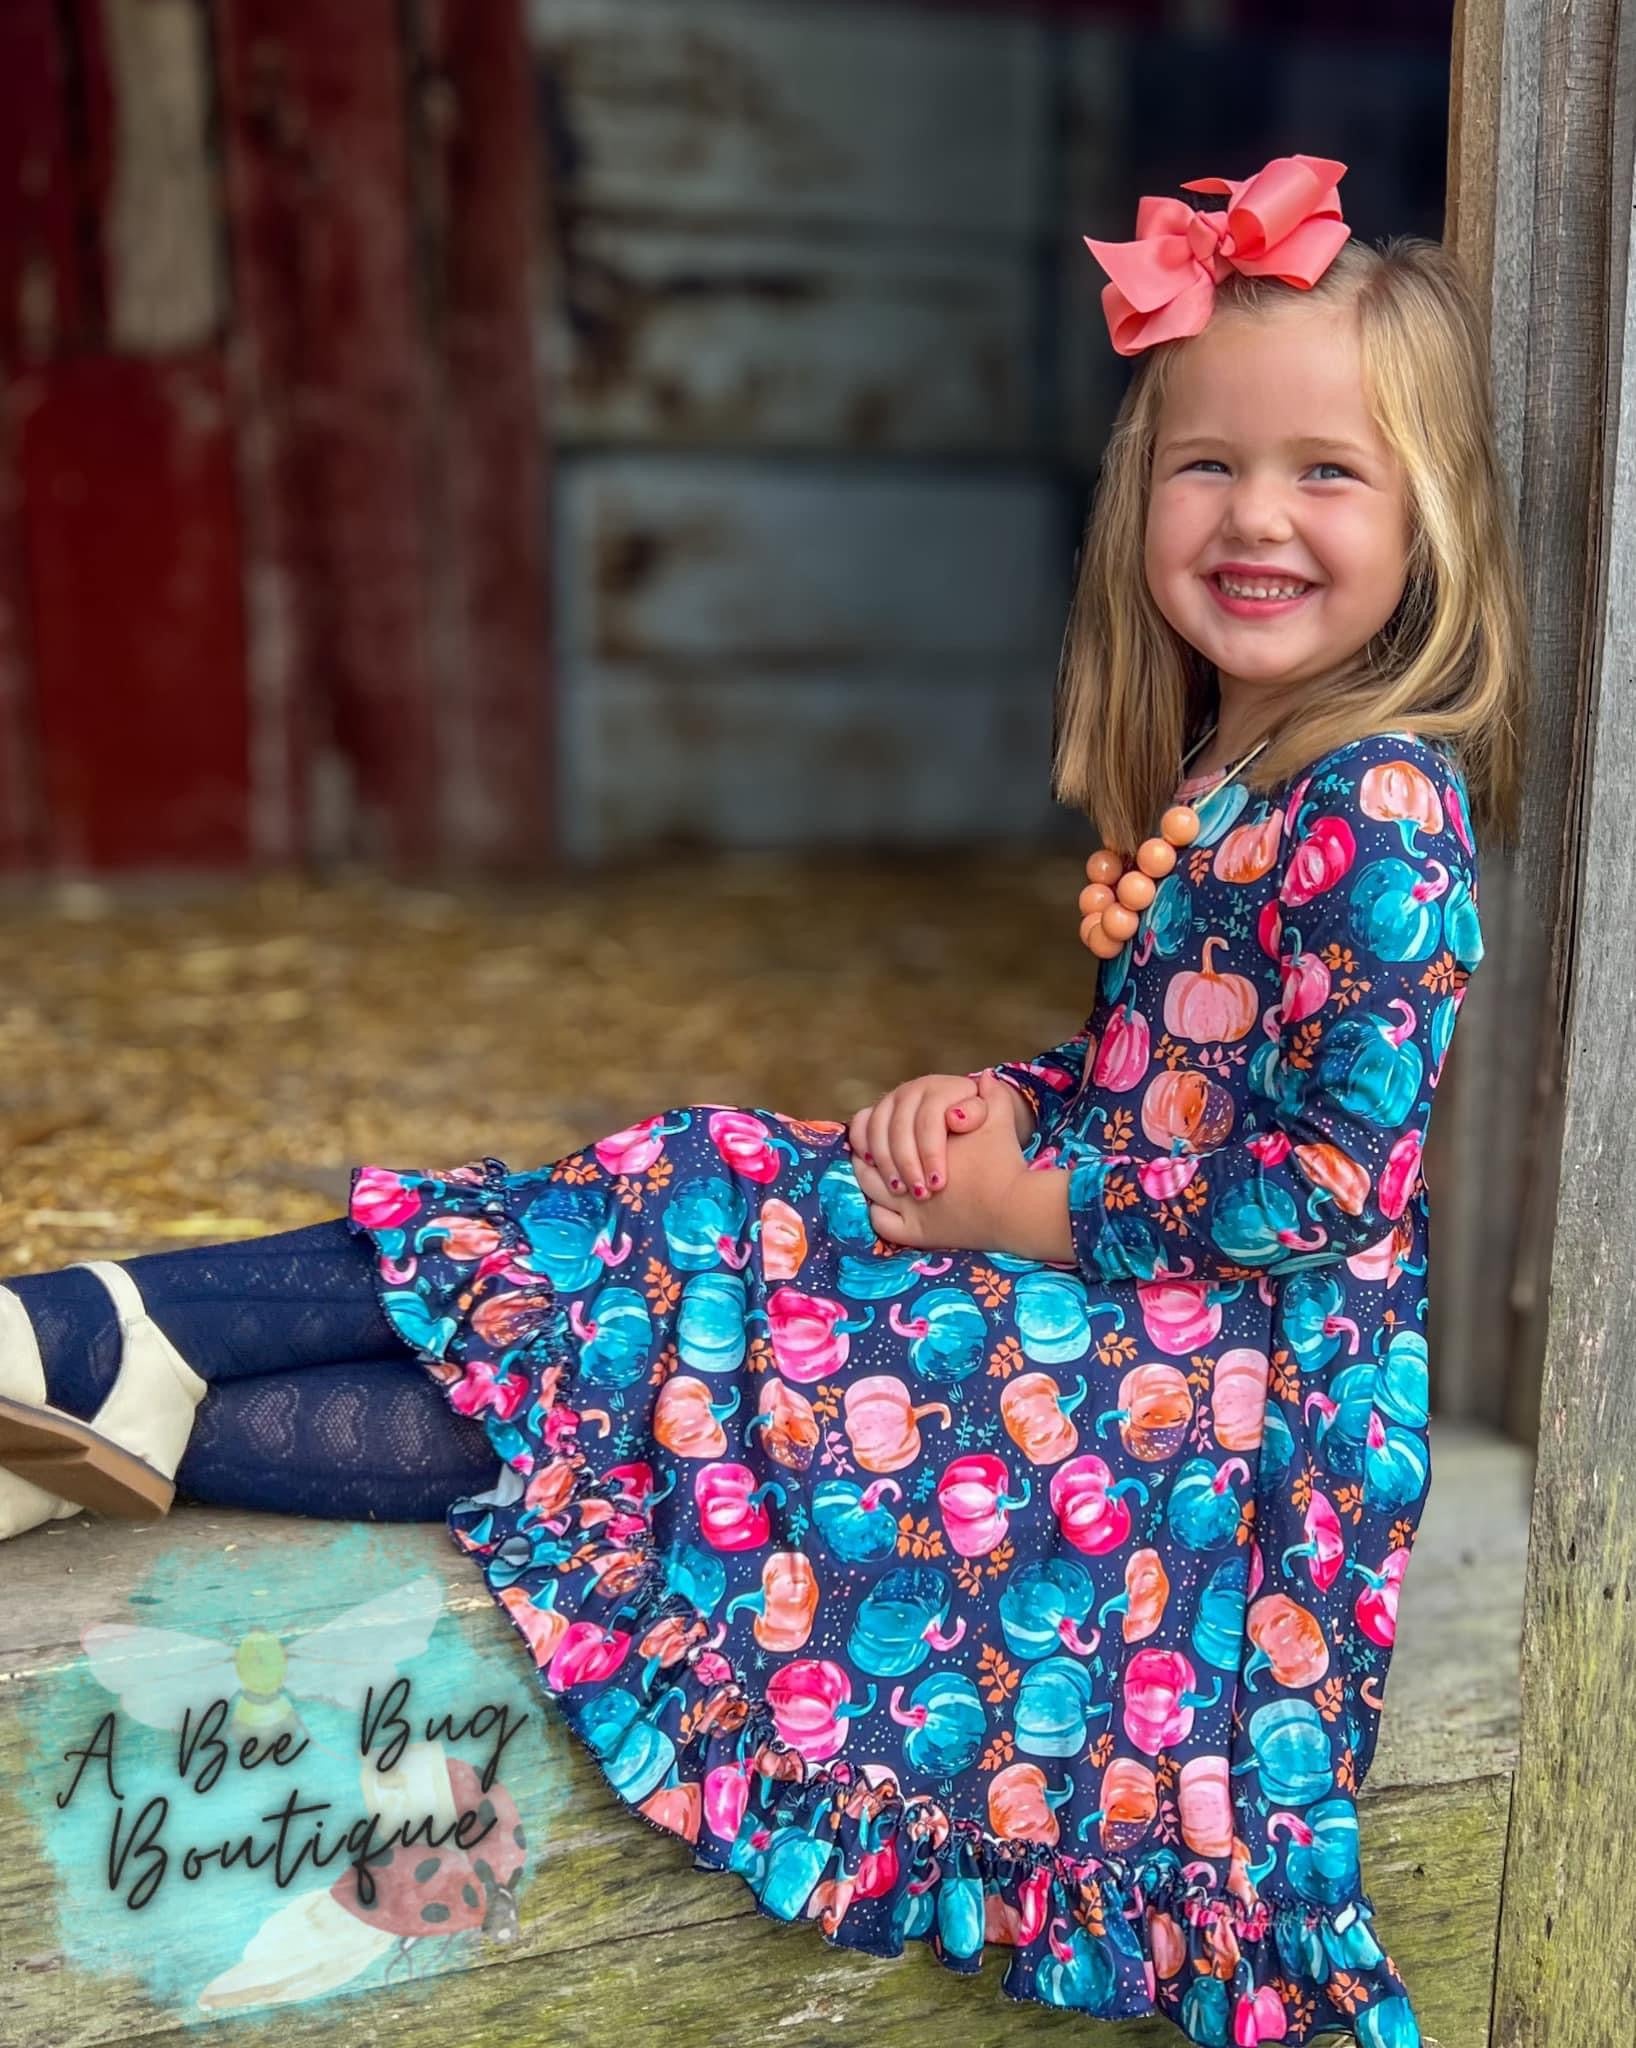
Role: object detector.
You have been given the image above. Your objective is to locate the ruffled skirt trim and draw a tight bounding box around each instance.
[346,1154,1420,2048]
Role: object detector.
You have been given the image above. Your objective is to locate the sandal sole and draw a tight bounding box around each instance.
[0,1394,174,1518]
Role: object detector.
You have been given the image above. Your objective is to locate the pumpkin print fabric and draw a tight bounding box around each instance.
[346,729,1479,2048]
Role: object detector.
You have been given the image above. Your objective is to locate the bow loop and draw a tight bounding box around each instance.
[1082,154,1351,356]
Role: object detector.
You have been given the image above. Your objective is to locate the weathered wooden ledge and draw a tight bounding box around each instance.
[0,1419,1526,2047]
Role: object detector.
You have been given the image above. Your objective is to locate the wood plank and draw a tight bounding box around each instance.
[563,670,1071,861]
[9,353,252,868]
[403,0,555,869]
[0,1420,1524,2046]
[554,457,1070,861]
[99,0,223,354]
[548,220,1037,454]
[558,457,1066,663]
[529,0,1049,238]
[214,0,439,871]
[1436,0,1557,1430]
[0,0,75,867]
[1491,0,1636,2032]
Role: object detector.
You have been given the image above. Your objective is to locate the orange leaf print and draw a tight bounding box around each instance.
[979,1730,1016,1771]
[645,1258,680,1314]
[977,1642,1020,1704]
[1269,1347,1299,1404]
[970,1264,1014,1309]
[1313,1675,1345,1723]
[747,1333,776,1377]
[984,1538,1014,1578]
[897,1514,945,1561]
[987,1333,1025,1380]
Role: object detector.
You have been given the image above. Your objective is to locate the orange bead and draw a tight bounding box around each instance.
[1079,880,1114,916]
[1136,835,1178,878]
[1100,901,1140,941]
[1086,920,1126,959]
[1085,847,1125,886]
[1115,869,1156,911]
[1160,804,1200,847]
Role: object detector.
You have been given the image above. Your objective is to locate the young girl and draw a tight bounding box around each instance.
[0,155,1527,2047]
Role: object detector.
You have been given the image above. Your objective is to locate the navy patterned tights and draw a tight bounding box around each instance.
[5,1218,500,1521]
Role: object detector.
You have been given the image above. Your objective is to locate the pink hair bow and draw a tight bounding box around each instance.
[1083,154,1351,357]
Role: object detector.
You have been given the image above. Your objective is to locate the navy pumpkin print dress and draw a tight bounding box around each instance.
[346,729,1481,2048]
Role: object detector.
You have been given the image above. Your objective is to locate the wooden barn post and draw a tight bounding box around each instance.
[1449,0,1636,2034]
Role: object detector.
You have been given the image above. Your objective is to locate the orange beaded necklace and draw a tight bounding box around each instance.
[1078,724,1274,958]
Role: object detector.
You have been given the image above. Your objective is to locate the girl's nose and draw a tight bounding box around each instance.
[1222,481,1295,544]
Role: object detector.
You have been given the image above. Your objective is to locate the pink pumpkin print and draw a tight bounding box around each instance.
[1177,1753,1235,1858]
[766,1287,866,1382]
[351,1167,425,1232]
[844,1375,952,1473]
[1093,998,1150,1092]
[695,1461,786,1550]
[765,1658,872,1762]
[1049,1454,1144,1555]
[1135,1153,1199,1201]
[1121,1645,1211,1753]
[1279,814,1356,904]
[1278,939,1331,1024]
[593,1111,689,1175]
[1164,935,1261,1043]
[1138,1276,1225,1356]
[1352,1544,1412,1647]
[936,1453,1031,1556]
[1379,1127,1425,1218]
[708,1109,796,1185]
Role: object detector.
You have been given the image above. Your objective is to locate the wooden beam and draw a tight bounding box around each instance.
[1476,0,1636,2034]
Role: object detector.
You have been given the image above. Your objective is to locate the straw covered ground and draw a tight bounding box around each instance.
[0,851,1091,1277]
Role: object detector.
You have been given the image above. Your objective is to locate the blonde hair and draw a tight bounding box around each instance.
[1051,235,1530,853]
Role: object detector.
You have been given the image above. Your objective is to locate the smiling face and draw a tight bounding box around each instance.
[1144,296,1412,730]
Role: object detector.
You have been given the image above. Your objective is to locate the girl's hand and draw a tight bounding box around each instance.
[851,1070,1030,1254]
[847,1069,1023,1203]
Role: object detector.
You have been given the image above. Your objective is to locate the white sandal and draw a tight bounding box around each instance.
[0,1261,209,1530]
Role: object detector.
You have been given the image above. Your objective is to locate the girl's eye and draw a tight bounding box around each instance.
[1180,458,1355,481]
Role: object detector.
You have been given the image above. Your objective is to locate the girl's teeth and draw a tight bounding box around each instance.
[1217,575,1309,599]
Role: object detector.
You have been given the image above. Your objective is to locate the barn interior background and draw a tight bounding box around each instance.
[0,3,1576,2040]
[1,0,1540,1430]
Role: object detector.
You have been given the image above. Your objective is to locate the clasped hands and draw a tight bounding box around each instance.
[845,1068,1039,1257]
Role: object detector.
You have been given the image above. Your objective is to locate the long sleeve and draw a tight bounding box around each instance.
[1063,733,1485,1284]
[975,1019,1095,1137]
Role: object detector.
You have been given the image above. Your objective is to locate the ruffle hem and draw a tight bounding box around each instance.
[347,1154,1422,2048]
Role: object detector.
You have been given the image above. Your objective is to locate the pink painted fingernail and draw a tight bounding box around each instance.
[864,1152,874,1163]
[890,1178,902,1191]
[912,1183,925,1199]
[929,1174,942,1190]
[952,1108,966,1120]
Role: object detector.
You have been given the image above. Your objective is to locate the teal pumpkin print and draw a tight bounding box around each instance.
[346,733,1472,2048]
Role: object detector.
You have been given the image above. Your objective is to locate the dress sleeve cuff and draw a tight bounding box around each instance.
[986,1066,1046,1125]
